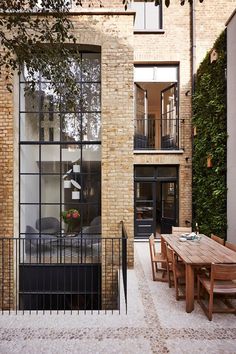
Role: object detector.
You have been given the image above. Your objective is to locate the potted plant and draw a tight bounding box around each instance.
[62,208,80,233]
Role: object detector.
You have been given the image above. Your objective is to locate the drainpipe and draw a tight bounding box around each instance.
[191,0,196,95]
[190,0,196,225]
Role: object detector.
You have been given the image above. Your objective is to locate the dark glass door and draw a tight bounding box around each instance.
[160,181,177,233]
[135,181,155,239]
[134,166,178,238]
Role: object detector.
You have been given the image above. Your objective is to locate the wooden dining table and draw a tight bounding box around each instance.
[161,233,236,313]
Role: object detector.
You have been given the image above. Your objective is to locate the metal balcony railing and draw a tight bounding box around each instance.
[134,118,179,150]
[0,231,128,314]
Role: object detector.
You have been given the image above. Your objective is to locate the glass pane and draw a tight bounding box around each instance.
[41,205,61,231]
[135,166,154,177]
[20,175,39,203]
[136,182,153,200]
[20,83,39,112]
[136,202,153,219]
[82,53,101,82]
[82,172,101,203]
[20,145,39,173]
[61,113,81,142]
[82,145,101,172]
[41,145,60,173]
[20,113,39,141]
[161,84,178,149]
[20,204,39,234]
[158,167,177,178]
[145,2,160,30]
[162,183,175,218]
[62,145,81,174]
[41,175,61,203]
[80,204,101,232]
[40,112,60,142]
[82,83,101,112]
[82,113,101,141]
[132,2,145,30]
[39,83,61,112]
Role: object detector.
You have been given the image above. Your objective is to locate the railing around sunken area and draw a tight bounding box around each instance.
[0,225,128,314]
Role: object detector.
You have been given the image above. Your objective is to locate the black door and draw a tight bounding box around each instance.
[135,181,155,239]
[160,181,177,233]
[134,166,178,238]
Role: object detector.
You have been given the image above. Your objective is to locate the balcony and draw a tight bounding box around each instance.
[134,118,179,151]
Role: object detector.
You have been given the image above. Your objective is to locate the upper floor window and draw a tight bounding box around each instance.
[131,0,163,32]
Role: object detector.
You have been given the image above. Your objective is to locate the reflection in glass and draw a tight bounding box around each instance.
[82,113,101,141]
[41,175,60,203]
[135,166,155,177]
[62,113,81,142]
[20,175,39,203]
[20,145,39,173]
[41,145,60,173]
[82,53,101,82]
[82,83,101,112]
[136,182,153,200]
[136,203,153,220]
[20,204,39,234]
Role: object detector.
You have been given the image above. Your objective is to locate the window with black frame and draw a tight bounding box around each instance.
[19,52,101,244]
[130,0,163,31]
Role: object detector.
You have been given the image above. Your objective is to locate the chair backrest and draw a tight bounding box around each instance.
[149,234,156,260]
[211,234,224,245]
[172,226,192,234]
[165,242,173,263]
[225,241,236,252]
[35,217,60,233]
[211,263,236,281]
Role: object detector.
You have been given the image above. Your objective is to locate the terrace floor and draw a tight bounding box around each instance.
[0,242,236,354]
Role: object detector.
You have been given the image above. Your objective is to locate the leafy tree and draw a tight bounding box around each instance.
[0,0,204,98]
[123,0,204,10]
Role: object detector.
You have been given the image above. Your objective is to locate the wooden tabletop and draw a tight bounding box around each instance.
[161,234,236,265]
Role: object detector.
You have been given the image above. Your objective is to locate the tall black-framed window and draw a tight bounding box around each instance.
[19,51,101,239]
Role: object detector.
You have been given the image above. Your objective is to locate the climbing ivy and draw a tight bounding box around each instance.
[192,31,227,239]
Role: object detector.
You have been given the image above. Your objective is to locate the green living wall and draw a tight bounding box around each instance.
[192,31,227,238]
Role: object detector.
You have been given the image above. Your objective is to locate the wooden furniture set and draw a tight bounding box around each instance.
[149,232,236,320]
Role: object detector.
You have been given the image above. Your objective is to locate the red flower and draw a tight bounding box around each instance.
[66,213,71,219]
[72,211,79,219]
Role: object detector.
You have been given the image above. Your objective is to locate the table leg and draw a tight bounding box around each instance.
[185,264,195,313]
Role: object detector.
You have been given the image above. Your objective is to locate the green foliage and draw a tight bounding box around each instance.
[192,31,227,238]
[124,0,204,10]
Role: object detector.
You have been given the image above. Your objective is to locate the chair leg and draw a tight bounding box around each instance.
[175,278,179,301]
[208,292,213,321]
[151,261,156,281]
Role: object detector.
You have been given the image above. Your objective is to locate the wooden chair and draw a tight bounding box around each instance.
[211,234,224,245]
[165,243,185,300]
[172,226,192,234]
[225,241,236,252]
[165,242,174,288]
[197,263,236,321]
[149,234,167,282]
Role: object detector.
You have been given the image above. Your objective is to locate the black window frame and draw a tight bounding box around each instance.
[19,51,101,239]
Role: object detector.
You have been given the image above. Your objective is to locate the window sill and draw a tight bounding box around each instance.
[134,149,184,154]
[134,29,165,34]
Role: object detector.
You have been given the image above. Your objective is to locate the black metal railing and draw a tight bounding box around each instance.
[121,222,128,314]
[134,118,179,150]
[0,233,128,314]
